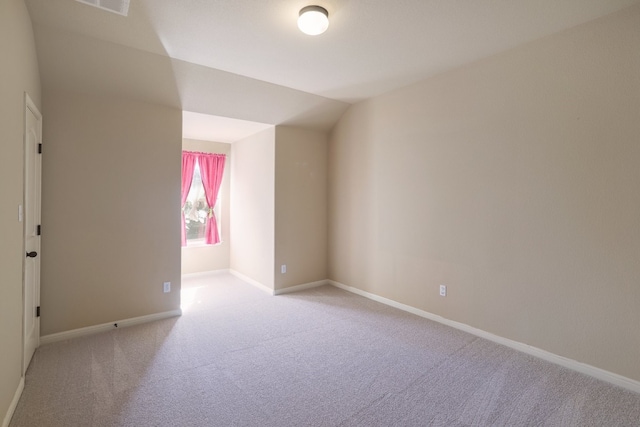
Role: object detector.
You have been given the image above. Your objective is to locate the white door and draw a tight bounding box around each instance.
[24,93,42,374]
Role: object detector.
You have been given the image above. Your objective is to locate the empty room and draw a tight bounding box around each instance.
[2,0,640,425]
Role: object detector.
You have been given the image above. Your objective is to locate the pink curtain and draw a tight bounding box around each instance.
[199,153,226,245]
[181,152,198,246]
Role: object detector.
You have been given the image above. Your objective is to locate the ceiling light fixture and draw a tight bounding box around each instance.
[298,5,329,36]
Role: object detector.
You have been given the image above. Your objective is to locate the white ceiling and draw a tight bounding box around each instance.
[182,111,273,144]
[25,0,640,140]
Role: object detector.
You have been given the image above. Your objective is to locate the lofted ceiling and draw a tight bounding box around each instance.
[25,0,640,140]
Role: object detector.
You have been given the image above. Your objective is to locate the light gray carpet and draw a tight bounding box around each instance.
[10,272,640,426]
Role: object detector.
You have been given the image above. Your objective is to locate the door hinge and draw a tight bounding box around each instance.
[36,306,40,317]
[38,143,42,154]
[37,224,41,236]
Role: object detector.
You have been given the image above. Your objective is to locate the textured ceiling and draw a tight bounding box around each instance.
[25,0,640,138]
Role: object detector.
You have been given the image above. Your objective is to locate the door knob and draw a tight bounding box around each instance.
[26,251,38,258]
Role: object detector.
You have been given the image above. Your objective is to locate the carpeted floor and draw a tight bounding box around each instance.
[10,272,640,426]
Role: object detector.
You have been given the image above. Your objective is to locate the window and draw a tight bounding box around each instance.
[184,162,220,243]
[181,151,226,246]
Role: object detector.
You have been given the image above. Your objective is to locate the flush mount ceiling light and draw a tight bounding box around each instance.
[298,5,329,36]
[75,0,130,17]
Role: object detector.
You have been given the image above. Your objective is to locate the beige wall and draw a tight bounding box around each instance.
[0,0,41,422]
[181,139,231,275]
[275,126,328,290]
[230,128,276,289]
[40,90,182,335]
[329,6,640,382]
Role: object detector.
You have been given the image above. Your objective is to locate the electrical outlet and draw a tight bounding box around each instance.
[281,264,287,274]
[439,285,447,297]
[163,282,171,293]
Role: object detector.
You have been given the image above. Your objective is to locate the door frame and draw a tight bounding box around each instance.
[23,92,42,375]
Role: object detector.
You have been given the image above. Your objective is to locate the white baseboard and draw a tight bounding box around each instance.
[229,269,274,295]
[329,280,640,395]
[227,271,328,296]
[2,376,24,427]
[182,269,230,279]
[40,309,182,345]
[274,279,329,295]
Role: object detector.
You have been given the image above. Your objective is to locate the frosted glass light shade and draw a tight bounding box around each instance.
[298,6,329,35]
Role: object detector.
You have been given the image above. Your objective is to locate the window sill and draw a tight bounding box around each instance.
[185,240,223,248]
